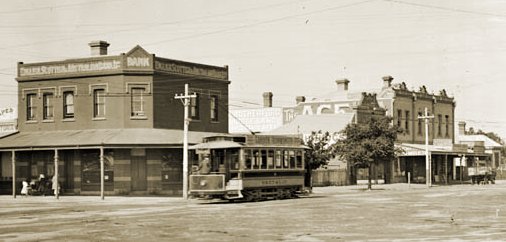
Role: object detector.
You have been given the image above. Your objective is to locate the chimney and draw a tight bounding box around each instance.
[263,92,273,108]
[382,75,393,89]
[88,40,110,56]
[335,79,350,92]
[296,96,306,104]
[458,121,466,135]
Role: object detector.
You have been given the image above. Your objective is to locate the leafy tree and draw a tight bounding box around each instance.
[335,117,400,190]
[304,131,337,188]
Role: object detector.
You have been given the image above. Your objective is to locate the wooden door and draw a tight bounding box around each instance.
[131,156,147,191]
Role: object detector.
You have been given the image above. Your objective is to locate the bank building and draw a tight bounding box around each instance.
[0,41,230,196]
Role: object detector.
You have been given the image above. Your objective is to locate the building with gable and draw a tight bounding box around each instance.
[232,76,489,186]
[0,41,230,196]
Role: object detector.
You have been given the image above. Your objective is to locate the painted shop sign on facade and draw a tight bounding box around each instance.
[154,59,228,80]
[0,107,16,121]
[19,59,122,77]
[282,102,351,124]
[17,45,227,81]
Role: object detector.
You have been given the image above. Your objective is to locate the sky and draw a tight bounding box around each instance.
[0,0,505,138]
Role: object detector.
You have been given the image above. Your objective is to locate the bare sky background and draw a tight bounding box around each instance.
[0,0,505,138]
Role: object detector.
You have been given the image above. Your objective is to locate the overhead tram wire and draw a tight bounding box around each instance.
[137,0,377,48]
[384,0,506,18]
[0,0,128,15]
[0,0,376,73]
[0,0,310,53]
[215,99,257,135]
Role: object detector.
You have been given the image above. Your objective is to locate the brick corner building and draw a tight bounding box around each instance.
[0,41,230,196]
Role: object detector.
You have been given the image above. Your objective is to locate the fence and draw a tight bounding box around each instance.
[312,169,348,187]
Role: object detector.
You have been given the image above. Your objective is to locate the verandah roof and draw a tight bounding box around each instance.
[397,143,489,157]
[0,128,223,150]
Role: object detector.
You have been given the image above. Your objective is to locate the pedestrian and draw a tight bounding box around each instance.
[21,180,29,197]
[37,174,47,196]
[52,175,59,196]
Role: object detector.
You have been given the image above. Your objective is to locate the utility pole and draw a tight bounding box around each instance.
[175,84,196,199]
[418,107,434,187]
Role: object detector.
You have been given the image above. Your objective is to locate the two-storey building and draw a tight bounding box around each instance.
[0,41,230,196]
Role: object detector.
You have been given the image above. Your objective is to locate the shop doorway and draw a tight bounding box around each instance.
[131,155,147,191]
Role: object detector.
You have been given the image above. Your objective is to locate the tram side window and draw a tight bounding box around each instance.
[267,150,274,169]
[261,150,267,169]
[283,150,289,168]
[253,150,260,169]
[296,150,303,169]
[289,151,296,168]
[230,149,240,170]
[275,150,282,168]
[244,149,252,170]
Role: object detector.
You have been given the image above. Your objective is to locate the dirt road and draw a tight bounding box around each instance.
[1,182,505,241]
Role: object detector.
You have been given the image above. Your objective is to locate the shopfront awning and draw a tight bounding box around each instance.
[397,143,489,157]
[0,129,223,150]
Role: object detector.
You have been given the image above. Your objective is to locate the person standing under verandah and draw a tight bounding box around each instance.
[21,180,30,197]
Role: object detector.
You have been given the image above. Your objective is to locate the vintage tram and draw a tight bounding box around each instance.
[189,134,308,201]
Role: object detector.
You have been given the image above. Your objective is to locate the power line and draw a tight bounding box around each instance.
[385,0,506,18]
[0,0,128,15]
[137,0,376,48]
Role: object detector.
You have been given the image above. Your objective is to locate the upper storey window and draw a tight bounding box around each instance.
[63,91,75,119]
[42,93,54,120]
[93,89,106,118]
[131,87,145,117]
[190,94,200,120]
[210,95,218,122]
[26,93,37,121]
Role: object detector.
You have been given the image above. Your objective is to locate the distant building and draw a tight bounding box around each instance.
[0,107,17,137]
[456,121,503,170]
[0,41,230,196]
[229,92,283,134]
[232,76,488,186]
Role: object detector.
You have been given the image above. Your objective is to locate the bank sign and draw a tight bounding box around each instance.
[18,45,228,81]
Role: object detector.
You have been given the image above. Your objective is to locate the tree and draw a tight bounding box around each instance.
[304,131,337,188]
[335,117,399,190]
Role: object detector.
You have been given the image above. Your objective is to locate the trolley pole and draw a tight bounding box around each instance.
[175,84,196,200]
[418,107,434,188]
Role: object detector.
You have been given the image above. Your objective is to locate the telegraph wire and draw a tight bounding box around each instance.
[136,0,376,48]
[0,0,311,52]
[384,0,506,18]
[0,0,128,15]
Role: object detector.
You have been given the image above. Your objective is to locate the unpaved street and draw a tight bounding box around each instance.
[1,182,506,241]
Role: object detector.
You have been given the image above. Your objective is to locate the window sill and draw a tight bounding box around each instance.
[130,116,148,120]
[62,118,75,122]
[92,117,106,121]
[25,120,38,124]
[210,121,220,124]
[42,120,54,123]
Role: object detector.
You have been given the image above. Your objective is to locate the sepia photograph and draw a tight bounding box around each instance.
[0,0,505,241]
